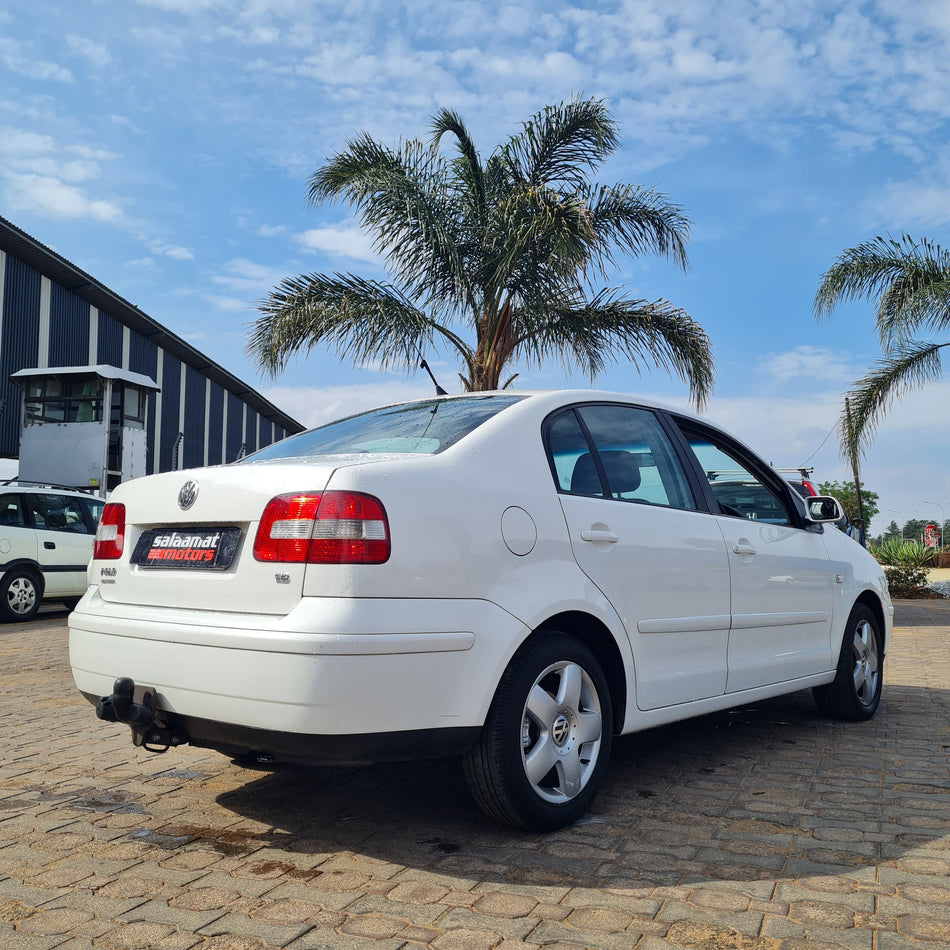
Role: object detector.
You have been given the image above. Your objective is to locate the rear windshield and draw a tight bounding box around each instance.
[243,394,525,461]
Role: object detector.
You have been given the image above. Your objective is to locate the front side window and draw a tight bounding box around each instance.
[682,431,792,525]
[243,395,525,461]
[545,404,696,511]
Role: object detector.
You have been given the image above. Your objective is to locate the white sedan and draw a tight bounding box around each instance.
[69,391,892,830]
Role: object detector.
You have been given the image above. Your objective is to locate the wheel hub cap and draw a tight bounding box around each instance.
[551,713,572,747]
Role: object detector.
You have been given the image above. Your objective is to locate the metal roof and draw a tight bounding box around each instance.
[0,215,304,434]
[10,364,161,391]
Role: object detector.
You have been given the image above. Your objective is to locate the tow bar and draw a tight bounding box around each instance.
[96,677,187,753]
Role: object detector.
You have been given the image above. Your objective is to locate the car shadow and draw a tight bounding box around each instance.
[208,682,949,890]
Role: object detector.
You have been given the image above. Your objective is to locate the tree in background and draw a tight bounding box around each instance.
[814,235,950,458]
[248,97,714,405]
[817,480,879,526]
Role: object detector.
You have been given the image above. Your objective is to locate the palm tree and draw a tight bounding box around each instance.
[248,97,714,407]
[814,234,950,456]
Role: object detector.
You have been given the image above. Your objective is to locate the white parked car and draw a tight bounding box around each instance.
[0,484,104,621]
[69,391,892,830]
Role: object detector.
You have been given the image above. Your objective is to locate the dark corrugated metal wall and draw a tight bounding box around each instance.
[225,391,244,462]
[183,364,205,470]
[129,333,159,474]
[207,382,224,465]
[159,353,182,471]
[0,256,40,457]
[49,283,90,365]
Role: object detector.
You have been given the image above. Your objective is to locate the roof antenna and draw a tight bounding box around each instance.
[419,356,448,396]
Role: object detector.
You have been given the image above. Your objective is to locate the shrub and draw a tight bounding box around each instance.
[873,539,935,569]
[883,564,930,597]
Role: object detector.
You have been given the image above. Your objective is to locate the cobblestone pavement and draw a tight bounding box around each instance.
[1,600,949,950]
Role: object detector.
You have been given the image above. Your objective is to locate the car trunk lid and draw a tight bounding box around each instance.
[93,460,349,615]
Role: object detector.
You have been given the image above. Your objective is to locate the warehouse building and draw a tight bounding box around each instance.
[0,216,303,490]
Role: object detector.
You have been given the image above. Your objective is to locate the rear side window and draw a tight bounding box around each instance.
[85,499,105,529]
[243,395,525,461]
[545,404,696,511]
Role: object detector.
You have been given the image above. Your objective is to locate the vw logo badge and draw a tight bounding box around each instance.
[178,480,199,510]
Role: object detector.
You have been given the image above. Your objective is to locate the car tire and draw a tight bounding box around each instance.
[0,568,42,623]
[462,632,613,831]
[812,603,883,721]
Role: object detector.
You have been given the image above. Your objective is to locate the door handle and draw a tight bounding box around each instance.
[732,542,756,555]
[44,541,56,550]
[581,529,619,544]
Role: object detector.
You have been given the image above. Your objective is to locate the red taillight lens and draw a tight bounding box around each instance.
[309,491,390,564]
[253,492,390,564]
[94,502,126,560]
[802,480,817,496]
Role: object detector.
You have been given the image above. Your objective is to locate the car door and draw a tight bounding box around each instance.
[674,423,837,692]
[546,403,732,711]
[0,492,36,565]
[24,493,95,596]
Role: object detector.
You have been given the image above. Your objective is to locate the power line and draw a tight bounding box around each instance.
[799,421,837,467]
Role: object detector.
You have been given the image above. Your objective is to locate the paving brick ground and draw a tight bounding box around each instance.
[1,599,948,949]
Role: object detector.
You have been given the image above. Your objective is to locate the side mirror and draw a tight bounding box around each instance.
[805,495,844,523]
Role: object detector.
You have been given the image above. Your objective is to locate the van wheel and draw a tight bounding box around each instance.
[813,604,883,720]
[0,569,42,622]
[463,632,612,831]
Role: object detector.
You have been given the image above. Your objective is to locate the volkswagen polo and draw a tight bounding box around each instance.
[69,391,892,830]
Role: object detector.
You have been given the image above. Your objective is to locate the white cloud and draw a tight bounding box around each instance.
[208,258,289,309]
[0,126,122,224]
[257,223,287,238]
[0,36,72,82]
[66,34,112,68]
[0,129,55,157]
[134,0,224,11]
[864,172,950,230]
[755,346,859,387]
[295,224,379,264]
[139,232,195,261]
[205,295,252,313]
[4,173,121,222]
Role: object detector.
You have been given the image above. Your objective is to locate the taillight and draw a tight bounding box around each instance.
[253,492,390,564]
[94,503,126,560]
[802,480,817,496]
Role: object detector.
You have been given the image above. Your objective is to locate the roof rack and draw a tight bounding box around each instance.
[0,478,103,495]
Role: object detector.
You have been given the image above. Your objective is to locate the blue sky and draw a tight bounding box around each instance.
[2,0,949,535]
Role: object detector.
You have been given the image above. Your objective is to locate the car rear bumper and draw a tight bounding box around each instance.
[68,588,530,756]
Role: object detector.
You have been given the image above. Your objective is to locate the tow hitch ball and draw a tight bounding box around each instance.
[96,677,185,752]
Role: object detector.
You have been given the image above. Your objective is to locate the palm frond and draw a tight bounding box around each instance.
[512,290,714,409]
[484,185,593,292]
[814,234,950,343]
[586,183,690,272]
[839,341,947,458]
[501,96,618,189]
[247,273,473,379]
[429,107,486,214]
[308,135,470,310]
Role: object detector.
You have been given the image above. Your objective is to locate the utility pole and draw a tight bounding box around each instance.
[844,398,865,528]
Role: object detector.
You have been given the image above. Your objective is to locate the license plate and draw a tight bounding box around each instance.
[131,527,241,570]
